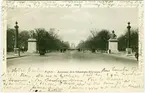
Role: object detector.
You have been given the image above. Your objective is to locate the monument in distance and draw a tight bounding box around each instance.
[108,30,119,53]
[27,31,37,53]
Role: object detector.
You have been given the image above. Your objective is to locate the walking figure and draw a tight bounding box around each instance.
[135,52,139,61]
[22,46,25,53]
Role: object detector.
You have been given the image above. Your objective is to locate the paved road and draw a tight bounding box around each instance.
[7,51,138,70]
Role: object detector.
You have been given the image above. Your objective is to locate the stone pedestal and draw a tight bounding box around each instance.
[108,39,118,53]
[27,38,37,53]
[14,48,19,53]
[14,48,20,56]
[126,48,132,55]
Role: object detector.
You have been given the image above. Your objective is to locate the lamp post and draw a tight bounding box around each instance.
[14,21,20,56]
[126,22,132,55]
[127,22,131,48]
[125,35,127,49]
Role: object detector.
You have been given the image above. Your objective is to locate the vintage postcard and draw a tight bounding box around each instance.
[2,1,144,92]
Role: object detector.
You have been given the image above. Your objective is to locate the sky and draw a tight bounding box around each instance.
[7,8,138,46]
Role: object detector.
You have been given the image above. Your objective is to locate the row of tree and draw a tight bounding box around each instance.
[77,29,138,52]
[7,28,70,52]
[77,29,111,50]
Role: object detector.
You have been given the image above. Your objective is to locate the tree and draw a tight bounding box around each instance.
[7,28,15,52]
[77,29,111,51]
[118,28,138,51]
[18,31,29,50]
[94,29,110,50]
[118,35,126,51]
[34,28,70,52]
[35,28,48,52]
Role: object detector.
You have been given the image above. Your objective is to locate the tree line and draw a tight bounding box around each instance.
[7,28,70,52]
[77,29,138,52]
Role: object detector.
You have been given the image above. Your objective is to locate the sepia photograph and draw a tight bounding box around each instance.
[3,2,144,92]
[7,8,139,70]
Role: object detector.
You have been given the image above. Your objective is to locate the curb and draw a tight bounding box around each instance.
[102,53,137,61]
[7,55,27,59]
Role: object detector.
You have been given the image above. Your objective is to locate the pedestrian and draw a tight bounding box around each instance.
[135,51,139,61]
[22,46,25,53]
[78,48,80,52]
[92,48,95,53]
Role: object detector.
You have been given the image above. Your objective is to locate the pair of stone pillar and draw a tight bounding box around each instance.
[27,38,131,54]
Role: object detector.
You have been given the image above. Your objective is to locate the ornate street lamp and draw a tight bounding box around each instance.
[127,22,131,48]
[125,35,127,49]
[126,22,132,55]
[14,21,20,56]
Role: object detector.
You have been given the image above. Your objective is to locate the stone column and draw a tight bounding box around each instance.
[126,22,132,55]
[14,21,20,56]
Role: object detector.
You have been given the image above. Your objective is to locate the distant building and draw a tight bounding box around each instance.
[71,43,75,49]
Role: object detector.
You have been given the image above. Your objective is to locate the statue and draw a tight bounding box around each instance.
[110,30,117,39]
[30,31,34,38]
